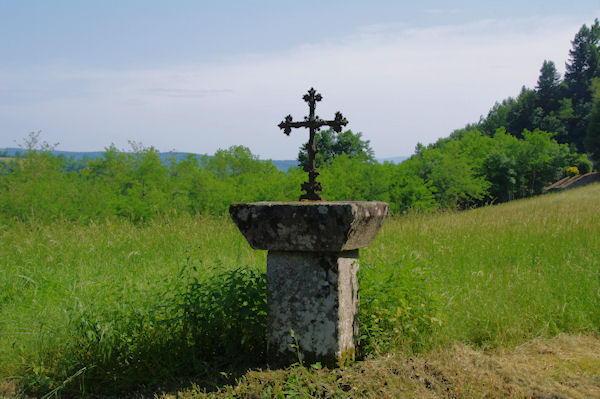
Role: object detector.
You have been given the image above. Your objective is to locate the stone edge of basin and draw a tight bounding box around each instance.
[229,201,389,252]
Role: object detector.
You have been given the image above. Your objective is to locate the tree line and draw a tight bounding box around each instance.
[477,19,600,163]
[0,127,588,223]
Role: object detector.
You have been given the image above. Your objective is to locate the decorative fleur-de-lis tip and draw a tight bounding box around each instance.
[303,87,322,104]
[278,114,293,135]
[332,111,348,132]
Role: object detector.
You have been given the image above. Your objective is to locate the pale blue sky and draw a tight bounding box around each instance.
[1,1,599,159]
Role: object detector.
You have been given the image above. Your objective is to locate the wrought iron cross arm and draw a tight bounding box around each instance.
[316,112,348,133]
[278,115,312,135]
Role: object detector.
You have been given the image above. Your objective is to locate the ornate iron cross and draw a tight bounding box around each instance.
[278,88,348,201]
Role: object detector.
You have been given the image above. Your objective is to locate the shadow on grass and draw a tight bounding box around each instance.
[27,267,268,398]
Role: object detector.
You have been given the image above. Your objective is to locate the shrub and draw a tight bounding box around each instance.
[174,266,268,363]
[20,265,268,396]
[566,166,580,177]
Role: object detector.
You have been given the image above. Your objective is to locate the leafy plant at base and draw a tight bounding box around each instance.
[18,265,268,396]
[174,266,268,365]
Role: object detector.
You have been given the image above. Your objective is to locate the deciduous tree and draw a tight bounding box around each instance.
[297,129,375,169]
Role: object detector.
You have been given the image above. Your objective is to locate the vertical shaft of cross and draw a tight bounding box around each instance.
[307,94,317,191]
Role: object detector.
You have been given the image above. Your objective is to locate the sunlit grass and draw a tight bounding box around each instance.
[364,184,600,347]
[0,184,599,396]
[0,216,264,394]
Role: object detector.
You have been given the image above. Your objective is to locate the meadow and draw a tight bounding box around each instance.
[1,184,599,397]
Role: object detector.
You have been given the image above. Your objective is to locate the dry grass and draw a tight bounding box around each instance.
[0,382,19,399]
[428,333,600,398]
[170,334,600,398]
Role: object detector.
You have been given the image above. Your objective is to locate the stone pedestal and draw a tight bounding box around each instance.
[230,201,388,367]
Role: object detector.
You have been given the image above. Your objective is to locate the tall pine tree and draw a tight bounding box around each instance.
[564,19,600,151]
[584,78,600,164]
[536,60,561,112]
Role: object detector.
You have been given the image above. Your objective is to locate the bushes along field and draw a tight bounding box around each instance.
[0,127,590,224]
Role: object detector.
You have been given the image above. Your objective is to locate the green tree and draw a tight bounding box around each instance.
[319,155,436,213]
[530,107,568,142]
[478,98,514,136]
[386,163,437,213]
[584,78,600,165]
[0,132,111,222]
[199,145,291,210]
[564,19,600,151]
[509,87,540,137]
[297,129,375,169]
[565,19,600,104]
[206,145,265,177]
[168,153,203,213]
[536,60,562,112]
[86,142,170,221]
[406,130,492,208]
[478,87,540,138]
[475,22,600,155]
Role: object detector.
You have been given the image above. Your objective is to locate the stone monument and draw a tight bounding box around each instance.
[230,88,388,367]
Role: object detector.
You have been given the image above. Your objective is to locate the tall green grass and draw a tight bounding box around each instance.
[0,216,265,394]
[1,185,599,396]
[362,184,600,349]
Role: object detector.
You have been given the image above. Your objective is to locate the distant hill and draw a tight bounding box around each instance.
[0,148,408,171]
[0,147,204,163]
[270,159,298,171]
[377,156,409,164]
[268,157,409,170]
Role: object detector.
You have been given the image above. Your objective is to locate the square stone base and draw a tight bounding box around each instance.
[266,250,359,367]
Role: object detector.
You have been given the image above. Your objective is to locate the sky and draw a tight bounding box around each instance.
[1,1,599,160]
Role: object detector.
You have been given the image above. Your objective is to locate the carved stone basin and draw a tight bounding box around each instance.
[229,201,389,252]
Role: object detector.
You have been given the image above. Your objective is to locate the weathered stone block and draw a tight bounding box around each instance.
[267,250,359,367]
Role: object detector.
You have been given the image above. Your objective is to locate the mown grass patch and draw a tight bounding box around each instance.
[179,334,600,398]
[0,184,599,396]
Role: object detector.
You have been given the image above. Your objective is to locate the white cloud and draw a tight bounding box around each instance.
[0,15,591,158]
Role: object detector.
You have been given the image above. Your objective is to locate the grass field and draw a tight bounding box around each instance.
[1,184,599,397]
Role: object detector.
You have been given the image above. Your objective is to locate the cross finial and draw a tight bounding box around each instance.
[303,88,322,105]
[278,88,348,201]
